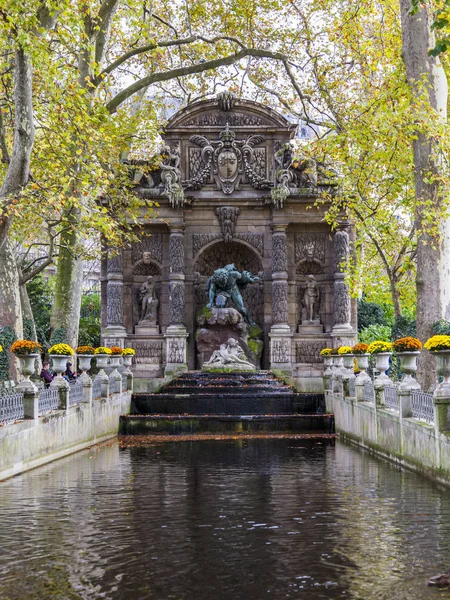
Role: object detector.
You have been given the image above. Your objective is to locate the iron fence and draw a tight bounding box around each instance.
[411,390,435,424]
[92,377,102,399]
[384,386,399,412]
[0,391,24,425]
[363,380,375,403]
[38,387,59,415]
[69,381,84,406]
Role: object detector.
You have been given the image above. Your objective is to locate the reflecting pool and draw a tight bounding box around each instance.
[1,438,450,599]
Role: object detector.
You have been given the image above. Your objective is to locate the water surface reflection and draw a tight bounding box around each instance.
[1,438,450,599]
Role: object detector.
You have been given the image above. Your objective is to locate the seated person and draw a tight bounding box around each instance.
[63,361,76,381]
[40,361,54,387]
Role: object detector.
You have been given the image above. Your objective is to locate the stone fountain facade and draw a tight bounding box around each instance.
[101,93,356,391]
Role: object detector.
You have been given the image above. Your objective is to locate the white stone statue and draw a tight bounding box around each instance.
[139,276,158,323]
[203,338,255,371]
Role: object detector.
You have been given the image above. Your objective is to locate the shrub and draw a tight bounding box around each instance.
[0,326,17,382]
[357,298,387,331]
[49,328,67,347]
[432,319,450,336]
[391,315,416,340]
[359,324,392,345]
[78,293,100,347]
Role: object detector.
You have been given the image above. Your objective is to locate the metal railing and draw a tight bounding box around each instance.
[0,391,24,425]
[384,386,399,412]
[68,381,84,406]
[38,387,59,415]
[411,390,435,424]
[363,380,375,403]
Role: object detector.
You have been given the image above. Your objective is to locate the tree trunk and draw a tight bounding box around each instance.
[19,281,37,341]
[399,0,449,391]
[0,239,22,382]
[50,225,84,348]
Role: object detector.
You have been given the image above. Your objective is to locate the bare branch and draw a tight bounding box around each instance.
[98,34,245,83]
[106,47,289,113]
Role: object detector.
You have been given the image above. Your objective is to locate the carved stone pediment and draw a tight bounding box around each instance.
[184,124,271,194]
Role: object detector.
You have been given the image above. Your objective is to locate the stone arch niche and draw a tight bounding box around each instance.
[131,261,162,328]
[193,240,264,327]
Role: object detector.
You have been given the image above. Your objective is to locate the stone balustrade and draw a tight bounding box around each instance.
[323,351,450,486]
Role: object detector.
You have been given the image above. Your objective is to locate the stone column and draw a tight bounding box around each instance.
[165,226,188,375]
[269,224,293,375]
[331,229,354,344]
[104,248,126,347]
[81,377,93,406]
[23,389,39,421]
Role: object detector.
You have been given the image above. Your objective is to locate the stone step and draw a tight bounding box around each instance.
[120,413,334,436]
[161,385,293,395]
[131,393,324,415]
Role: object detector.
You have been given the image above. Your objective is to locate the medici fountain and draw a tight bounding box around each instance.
[101,91,356,394]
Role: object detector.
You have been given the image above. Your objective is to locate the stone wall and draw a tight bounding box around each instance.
[326,390,450,486]
[0,392,131,480]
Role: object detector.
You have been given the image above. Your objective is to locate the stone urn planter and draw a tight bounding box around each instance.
[333,355,344,370]
[373,352,392,384]
[123,355,133,368]
[109,355,123,393]
[77,355,94,382]
[16,353,39,391]
[397,351,421,390]
[435,350,450,389]
[110,355,122,369]
[342,354,355,376]
[323,355,333,377]
[49,354,71,389]
[95,354,110,376]
[355,354,371,383]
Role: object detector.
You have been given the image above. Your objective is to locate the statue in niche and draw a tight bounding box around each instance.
[142,251,152,264]
[203,338,255,370]
[159,143,185,207]
[302,274,320,322]
[205,264,260,324]
[138,276,159,323]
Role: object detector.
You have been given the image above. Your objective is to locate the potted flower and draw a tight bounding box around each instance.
[110,346,123,366]
[337,346,354,374]
[424,335,450,385]
[394,337,422,380]
[48,343,74,386]
[76,346,95,380]
[94,346,112,369]
[330,347,344,371]
[352,343,370,381]
[122,347,135,368]
[367,340,393,382]
[11,340,42,389]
